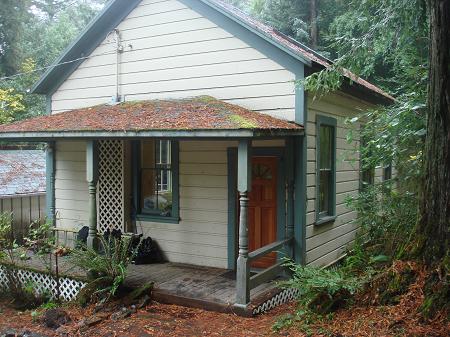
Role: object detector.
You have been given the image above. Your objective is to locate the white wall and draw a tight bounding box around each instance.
[51,0,296,121]
[54,141,89,232]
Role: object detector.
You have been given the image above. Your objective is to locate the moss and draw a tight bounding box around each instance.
[420,258,450,320]
[228,114,258,129]
[75,277,113,307]
[192,95,217,103]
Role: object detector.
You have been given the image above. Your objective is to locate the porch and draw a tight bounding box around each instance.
[0,97,305,313]
[16,254,289,316]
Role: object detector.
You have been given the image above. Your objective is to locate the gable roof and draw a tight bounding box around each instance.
[32,0,393,105]
[0,150,46,197]
[0,97,303,140]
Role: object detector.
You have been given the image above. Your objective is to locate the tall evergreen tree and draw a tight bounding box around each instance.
[417,0,450,263]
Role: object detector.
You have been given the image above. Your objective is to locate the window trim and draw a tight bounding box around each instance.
[315,115,337,225]
[132,140,180,224]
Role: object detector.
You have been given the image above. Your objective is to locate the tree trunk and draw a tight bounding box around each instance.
[310,0,319,49]
[417,0,450,263]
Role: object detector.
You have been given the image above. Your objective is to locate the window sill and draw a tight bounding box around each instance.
[135,214,180,224]
[315,215,337,226]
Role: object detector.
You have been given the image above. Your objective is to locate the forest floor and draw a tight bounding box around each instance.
[0,262,448,337]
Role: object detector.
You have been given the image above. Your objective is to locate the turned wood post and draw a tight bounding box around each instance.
[86,140,99,250]
[235,139,251,307]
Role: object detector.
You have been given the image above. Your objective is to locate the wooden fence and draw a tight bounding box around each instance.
[0,194,46,242]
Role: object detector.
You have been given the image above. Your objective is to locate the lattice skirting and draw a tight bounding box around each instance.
[0,265,86,301]
[252,288,300,315]
[98,139,125,234]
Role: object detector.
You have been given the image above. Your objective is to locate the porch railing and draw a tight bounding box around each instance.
[236,236,293,308]
[248,237,293,289]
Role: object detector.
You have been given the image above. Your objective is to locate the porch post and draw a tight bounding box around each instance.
[45,142,56,225]
[286,137,295,257]
[86,140,99,250]
[235,139,251,308]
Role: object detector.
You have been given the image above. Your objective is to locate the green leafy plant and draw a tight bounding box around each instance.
[280,260,362,314]
[69,235,136,302]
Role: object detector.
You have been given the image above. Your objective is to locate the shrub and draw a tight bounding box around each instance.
[70,235,136,302]
[280,260,362,314]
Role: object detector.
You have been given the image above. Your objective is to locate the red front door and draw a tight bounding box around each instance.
[248,157,278,269]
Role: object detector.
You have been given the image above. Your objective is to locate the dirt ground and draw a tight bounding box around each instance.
[0,298,447,337]
[0,262,448,337]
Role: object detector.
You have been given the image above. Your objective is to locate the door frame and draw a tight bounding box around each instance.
[227,146,286,270]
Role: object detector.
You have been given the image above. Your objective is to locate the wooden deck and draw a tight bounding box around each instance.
[15,256,283,315]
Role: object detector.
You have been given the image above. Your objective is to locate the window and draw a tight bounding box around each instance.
[316,115,337,224]
[360,135,375,191]
[383,164,392,181]
[133,140,179,222]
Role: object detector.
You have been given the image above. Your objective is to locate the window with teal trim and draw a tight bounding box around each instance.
[316,115,337,224]
[133,140,179,223]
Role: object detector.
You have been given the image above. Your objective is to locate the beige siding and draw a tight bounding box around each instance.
[51,0,296,121]
[305,92,370,267]
[54,141,89,231]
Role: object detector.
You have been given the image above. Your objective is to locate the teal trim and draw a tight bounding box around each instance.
[294,136,307,264]
[294,67,305,125]
[227,148,238,269]
[133,140,180,224]
[227,145,287,269]
[285,137,295,258]
[45,95,52,115]
[86,140,99,182]
[237,140,251,192]
[135,215,180,224]
[180,0,309,71]
[32,0,141,94]
[0,129,303,141]
[171,141,180,220]
[294,89,308,264]
[315,115,337,223]
[131,140,140,222]
[45,142,55,225]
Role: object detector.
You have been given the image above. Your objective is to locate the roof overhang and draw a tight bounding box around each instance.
[0,129,303,142]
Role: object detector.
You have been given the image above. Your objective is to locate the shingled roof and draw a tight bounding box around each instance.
[0,150,46,197]
[0,97,303,139]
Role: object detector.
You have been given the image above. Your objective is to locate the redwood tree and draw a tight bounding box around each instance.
[417,0,450,263]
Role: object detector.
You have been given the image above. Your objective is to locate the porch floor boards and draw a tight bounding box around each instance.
[15,256,281,314]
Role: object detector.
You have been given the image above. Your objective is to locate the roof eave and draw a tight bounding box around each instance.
[0,128,304,141]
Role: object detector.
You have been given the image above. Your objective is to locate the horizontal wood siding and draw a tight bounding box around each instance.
[305,92,371,267]
[0,194,46,241]
[137,140,230,268]
[51,0,296,121]
[54,141,89,231]
[137,139,283,268]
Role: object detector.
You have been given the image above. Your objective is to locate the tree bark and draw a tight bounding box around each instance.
[310,0,319,49]
[417,0,450,263]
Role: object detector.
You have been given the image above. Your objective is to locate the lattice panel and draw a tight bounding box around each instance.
[0,265,86,301]
[98,140,125,233]
[252,288,300,315]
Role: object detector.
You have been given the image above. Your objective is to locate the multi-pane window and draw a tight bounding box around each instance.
[140,140,174,217]
[316,116,337,222]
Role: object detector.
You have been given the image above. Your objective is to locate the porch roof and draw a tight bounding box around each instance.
[0,96,303,140]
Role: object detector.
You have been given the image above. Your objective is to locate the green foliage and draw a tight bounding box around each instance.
[0,0,106,123]
[69,235,136,301]
[280,260,362,314]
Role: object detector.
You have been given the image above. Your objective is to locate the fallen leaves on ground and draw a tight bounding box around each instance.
[0,261,448,336]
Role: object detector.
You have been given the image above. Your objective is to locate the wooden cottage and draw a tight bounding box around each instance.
[0,0,392,313]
